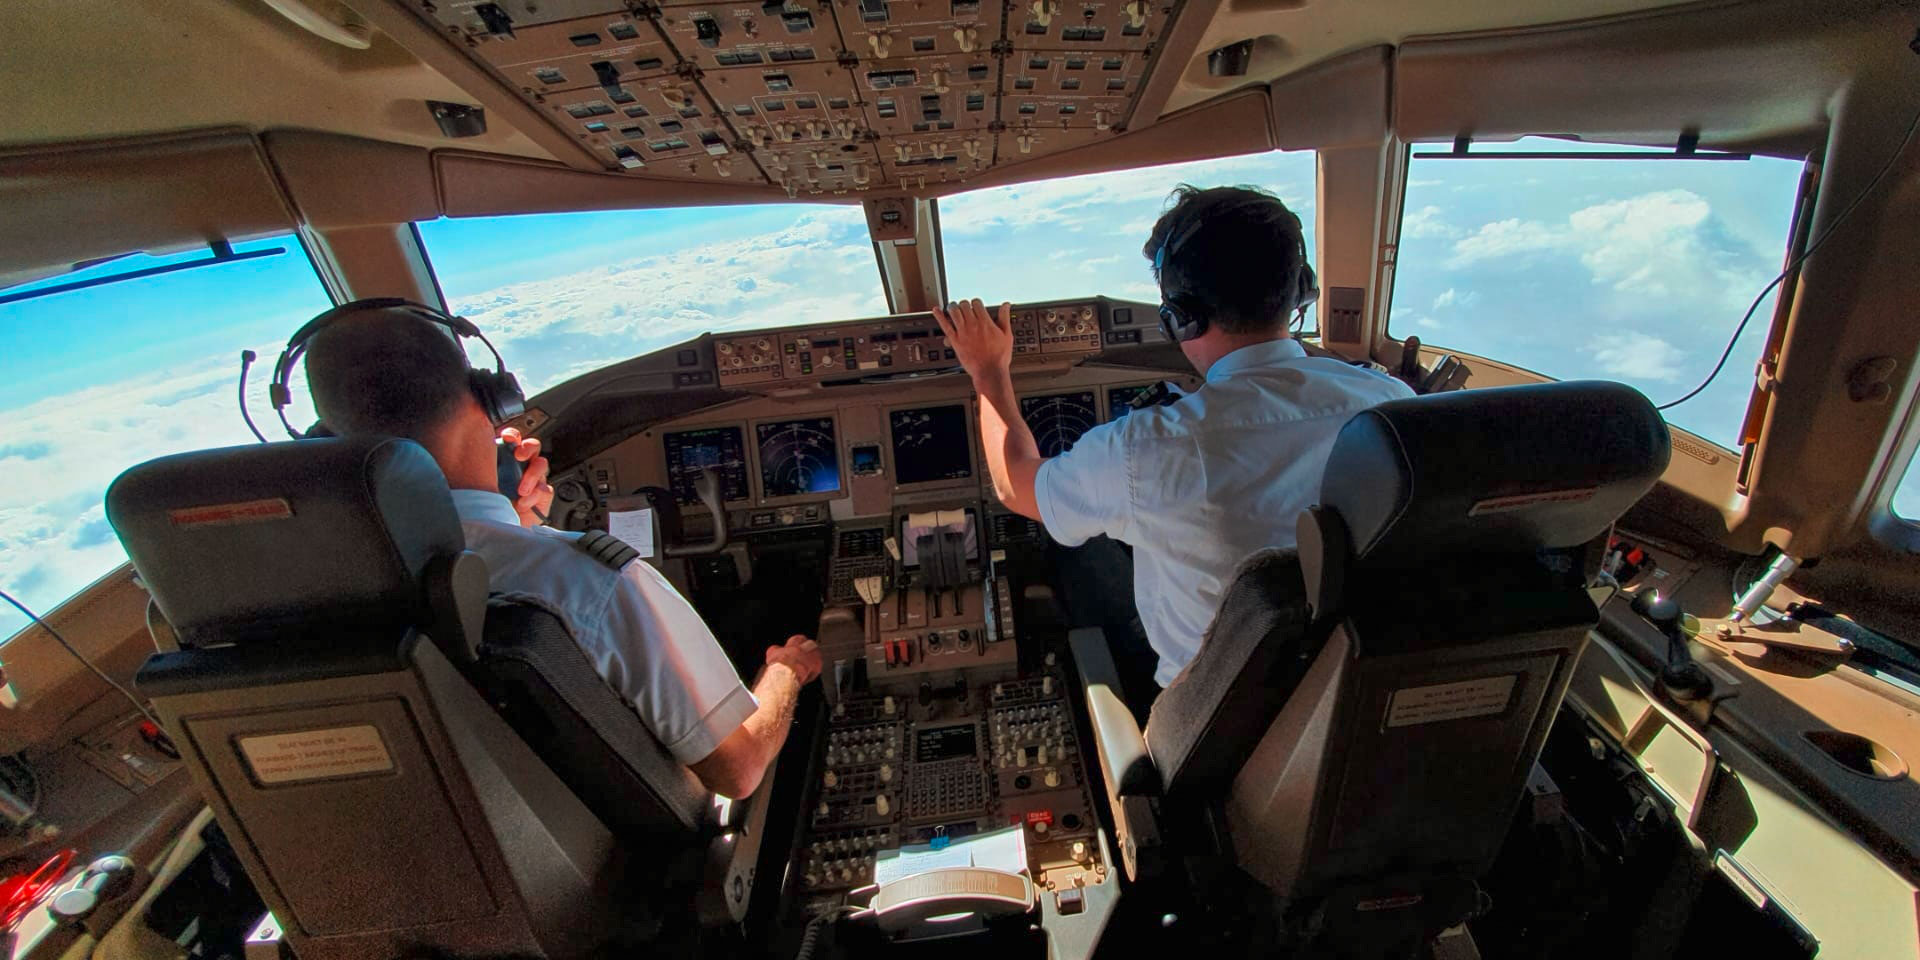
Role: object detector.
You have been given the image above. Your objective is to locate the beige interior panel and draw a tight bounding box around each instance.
[0,130,296,287]
[435,151,813,217]
[3,0,551,160]
[1267,46,1388,152]
[264,131,439,229]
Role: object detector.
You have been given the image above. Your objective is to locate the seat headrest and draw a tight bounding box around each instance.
[1322,381,1670,564]
[106,436,463,646]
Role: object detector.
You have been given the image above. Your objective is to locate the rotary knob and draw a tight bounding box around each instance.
[1044,768,1060,788]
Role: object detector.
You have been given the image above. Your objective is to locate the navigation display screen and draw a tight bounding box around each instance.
[1019,391,1098,456]
[889,404,973,485]
[662,427,749,505]
[756,417,842,499]
[915,723,978,763]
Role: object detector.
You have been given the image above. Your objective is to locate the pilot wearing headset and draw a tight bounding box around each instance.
[937,185,1413,713]
[294,300,820,799]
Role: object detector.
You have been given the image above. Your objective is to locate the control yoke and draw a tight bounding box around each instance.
[664,467,730,558]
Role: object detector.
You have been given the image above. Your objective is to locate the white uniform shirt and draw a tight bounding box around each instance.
[450,489,756,765]
[1034,339,1414,686]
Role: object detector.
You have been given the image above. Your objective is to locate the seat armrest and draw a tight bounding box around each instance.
[1070,628,1164,882]
[698,786,769,926]
[1087,685,1159,797]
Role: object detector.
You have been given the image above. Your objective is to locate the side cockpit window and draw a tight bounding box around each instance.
[0,238,334,641]
[1385,137,1805,451]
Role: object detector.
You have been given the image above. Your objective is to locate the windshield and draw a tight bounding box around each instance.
[416,204,888,395]
[939,150,1318,309]
[0,239,334,640]
[1386,137,1804,449]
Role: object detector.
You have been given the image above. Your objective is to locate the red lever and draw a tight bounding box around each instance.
[1,848,76,931]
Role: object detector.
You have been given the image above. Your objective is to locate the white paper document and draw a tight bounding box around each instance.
[873,825,1028,886]
[606,508,656,559]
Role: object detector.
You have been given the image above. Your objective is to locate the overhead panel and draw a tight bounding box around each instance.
[400,0,1179,195]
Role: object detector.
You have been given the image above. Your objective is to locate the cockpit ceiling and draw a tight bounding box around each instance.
[5,0,1712,196]
[403,0,1172,194]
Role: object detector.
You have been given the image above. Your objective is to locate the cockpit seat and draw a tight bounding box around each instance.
[106,435,760,960]
[1074,380,1670,955]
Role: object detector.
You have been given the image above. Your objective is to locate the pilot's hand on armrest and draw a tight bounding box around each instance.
[765,635,823,685]
[498,428,554,527]
[934,298,1014,384]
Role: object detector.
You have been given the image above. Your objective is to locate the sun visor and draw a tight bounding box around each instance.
[1393,0,1888,154]
[0,130,295,290]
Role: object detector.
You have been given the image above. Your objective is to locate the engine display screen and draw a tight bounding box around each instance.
[662,427,749,505]
[915,723,979,763]
[889,404,973,485]
[756,417,842,499]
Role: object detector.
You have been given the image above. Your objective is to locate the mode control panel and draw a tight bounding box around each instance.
[1011,303,1101,356]
[711,300,1113,387]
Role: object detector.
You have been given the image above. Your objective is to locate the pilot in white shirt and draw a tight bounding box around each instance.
[302,303,819,798]
[938,185,1413,699]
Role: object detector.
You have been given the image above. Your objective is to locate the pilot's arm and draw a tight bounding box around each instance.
[601,559,821,799]
[936,299,1048,520]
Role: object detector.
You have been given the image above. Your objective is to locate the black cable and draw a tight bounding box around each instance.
[794,906,859,960]
[0,588,165,731]
[1656,101,1920,411]
[237,349,269,443]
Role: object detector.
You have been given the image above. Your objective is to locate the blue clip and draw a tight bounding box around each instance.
[930,835,951,850]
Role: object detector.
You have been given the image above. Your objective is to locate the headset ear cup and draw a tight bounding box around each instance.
[469,370,526,425]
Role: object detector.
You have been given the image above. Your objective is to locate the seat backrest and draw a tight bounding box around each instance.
[1149,381,1669,945]
[106,436,688,960]
[473,599,710,843]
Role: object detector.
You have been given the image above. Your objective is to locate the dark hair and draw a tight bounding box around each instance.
[304,306,473,441]
[1143,184,1310,335]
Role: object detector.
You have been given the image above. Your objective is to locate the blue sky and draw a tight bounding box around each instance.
[0,142,1906,639]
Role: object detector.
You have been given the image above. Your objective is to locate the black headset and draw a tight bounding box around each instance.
[267,297,525,440]
[1154,197,1320,343]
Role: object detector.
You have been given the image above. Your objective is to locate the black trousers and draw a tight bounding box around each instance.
[1047,535,1161,726]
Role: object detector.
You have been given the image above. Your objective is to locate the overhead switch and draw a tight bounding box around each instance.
[693,16,723,47]
[473,2,514,37]
[590,61,622,92]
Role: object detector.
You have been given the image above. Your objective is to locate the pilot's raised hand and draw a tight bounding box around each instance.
[933,298,1014,384]
[499,427,554,527]
[765,634,823,685]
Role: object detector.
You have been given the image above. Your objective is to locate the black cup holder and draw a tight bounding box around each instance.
[1803,730,1907,781]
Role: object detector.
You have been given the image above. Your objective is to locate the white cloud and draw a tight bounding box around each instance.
[1441,189,1760,313]
[1585,332,1686,382]
[1448,217,1569,266]
[1402,205,1458,239]
[939,152,1314,237]
[1431,287,1479,311]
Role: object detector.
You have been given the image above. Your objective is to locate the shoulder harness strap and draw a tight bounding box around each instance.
[574,529,641,571]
